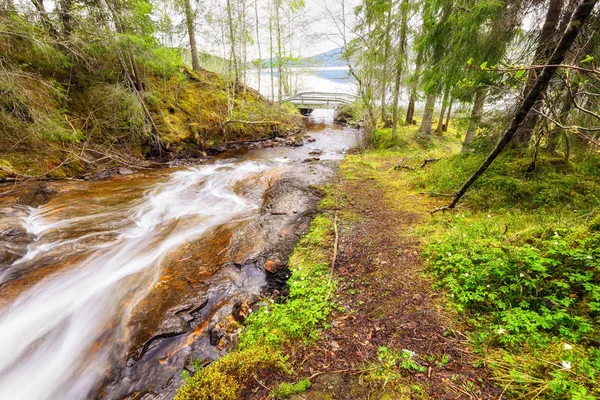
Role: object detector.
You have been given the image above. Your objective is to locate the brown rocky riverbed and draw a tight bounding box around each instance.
[0,124,360,400]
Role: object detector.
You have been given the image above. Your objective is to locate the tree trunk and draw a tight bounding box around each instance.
[406,48,423,124]
[435,87,449,134]
[547,87,574,153]
[275,1,283,105]
[30,0,57,36]
[443,97,453,132]
[226,0,239,85]
[380,6,393,126]
[418,93,436,136]
[269,17,274,102]
[254,0,262,93]
[512,0,564,147]
[183,0,200,71]
[462,87,488,152]
[443,0,597,210]
[391,0,408,138]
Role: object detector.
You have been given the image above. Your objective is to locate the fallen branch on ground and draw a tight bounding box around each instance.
[420,158,440,168]
[419,191,456,197]
[327,210,339,300]
[224,119,283,125]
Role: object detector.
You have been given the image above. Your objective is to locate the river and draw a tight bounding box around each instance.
[0,122,360,399]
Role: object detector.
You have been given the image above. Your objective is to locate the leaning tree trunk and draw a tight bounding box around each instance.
[441,0,598,211]
[418,93,436,136]
[183,0,200,71]
[512,0,564,147]
[462,86,488,152]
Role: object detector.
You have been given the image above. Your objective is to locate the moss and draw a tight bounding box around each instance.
[269,379,311,399]
[175,346,288,400]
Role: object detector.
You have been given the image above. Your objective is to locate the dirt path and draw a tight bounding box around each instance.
[257,157,500,399]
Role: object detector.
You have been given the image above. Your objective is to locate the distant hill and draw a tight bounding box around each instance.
[301,48,346,67]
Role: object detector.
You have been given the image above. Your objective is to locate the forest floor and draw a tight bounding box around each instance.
[286,153,499,399]
[246,143,499,399]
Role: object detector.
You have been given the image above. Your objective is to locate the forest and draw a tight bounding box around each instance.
[1,0,600,399]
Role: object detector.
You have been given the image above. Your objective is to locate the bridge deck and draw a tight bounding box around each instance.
[284,91,356,109]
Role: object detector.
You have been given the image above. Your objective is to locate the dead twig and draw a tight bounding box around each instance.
[420,158,440,168]
[419,191,456,197]
[327,210,339,299]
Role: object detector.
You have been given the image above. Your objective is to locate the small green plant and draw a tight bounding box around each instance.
[269,379,311,399]
[400,350,426,373]
[437,354,450,368]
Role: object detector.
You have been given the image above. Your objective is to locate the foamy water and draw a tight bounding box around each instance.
[0,161,267,400]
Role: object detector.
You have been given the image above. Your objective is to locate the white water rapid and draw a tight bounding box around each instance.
[0,161,268,400]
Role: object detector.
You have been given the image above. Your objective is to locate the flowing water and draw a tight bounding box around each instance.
[0,124,359,400]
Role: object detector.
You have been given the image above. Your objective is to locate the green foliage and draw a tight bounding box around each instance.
[175,346,289,400]
[269,379,311,399]
[426,226,600,348]
[371,128,408,149]
[417,149,600,398]
[239,214,335,348]
[368,346,427,389]
[417,154,600,211]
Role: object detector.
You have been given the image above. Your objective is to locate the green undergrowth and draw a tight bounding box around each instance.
[407,137,600,397]
[342,124,600,399]
[176,211,336,399]
[1,14,300,178]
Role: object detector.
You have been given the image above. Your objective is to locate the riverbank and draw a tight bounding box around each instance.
[0,123,361,399]
[177,123,600,399]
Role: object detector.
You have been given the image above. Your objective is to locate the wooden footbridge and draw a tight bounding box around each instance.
[284,92,356,110]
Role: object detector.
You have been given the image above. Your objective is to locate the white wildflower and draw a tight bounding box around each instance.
[587,255,593,260]
[486,285,490,288]
[561,361,572,370]
[264,310,269,314]
[519,273,525,278]
[487,214,492,218]
[497,328,506,335]
[463,233,467,237]
[402,349,417,358]
[563,343,573,350]
[554,241,559,246]
[447,252,452,257]
[465,273,470,278]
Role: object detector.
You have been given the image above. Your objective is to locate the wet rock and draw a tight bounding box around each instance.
[118,167,134,175]
[16,183,56,207]
[263,141,274,148]
[303,157,320,163]
[232,300,250,323]
[264,265,290,299]
[274,137,286,143]
[264,259,282,273]
[309,149,323,155]
[214,144,228,152]
[208,326,224,346]
[0,224,27,242]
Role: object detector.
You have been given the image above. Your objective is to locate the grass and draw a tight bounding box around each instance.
[360,124,600,399]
